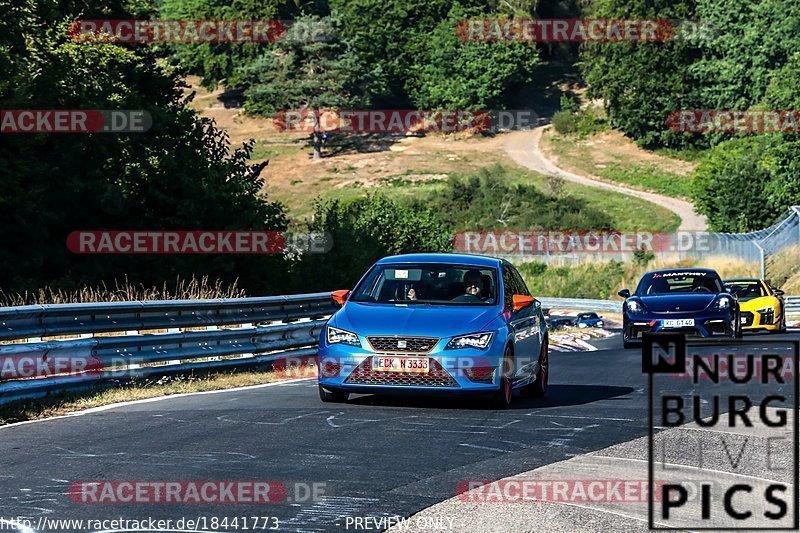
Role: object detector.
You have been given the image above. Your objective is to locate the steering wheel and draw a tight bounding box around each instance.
[451,293,483,303]
[692,286,712,293]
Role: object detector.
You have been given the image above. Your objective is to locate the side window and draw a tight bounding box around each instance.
[511,267,530,296]
[502,265,518,309]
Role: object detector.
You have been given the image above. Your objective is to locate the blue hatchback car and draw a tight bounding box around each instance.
[619,268,741,348]
[317,253,549,408]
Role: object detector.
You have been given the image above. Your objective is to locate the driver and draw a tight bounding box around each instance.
[463,269,485,298]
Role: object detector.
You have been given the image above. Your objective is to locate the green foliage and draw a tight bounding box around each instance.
[158,0,324,89]
[690,137,779,232]
[328,0,455,106]
[406,6,539,109]
[552,110,576,134]
[517,261,627,300]
[419,165,614,230]
[582,0,800,149]
[574,107,609,137]
[239,16,379,115]
[559,94,580,113]
[597,162,692,198]
[552,107,607,136]
[0,0,289,293]
[294,194,452,290]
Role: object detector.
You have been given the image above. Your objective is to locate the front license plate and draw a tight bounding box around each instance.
[662,319,695,328]
[372,356,429,373]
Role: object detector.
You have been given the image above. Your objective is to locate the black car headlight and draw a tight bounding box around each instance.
[713,296,733,311]
[446,332,494,350]
[326,326,361,347]
[625,300,643,314]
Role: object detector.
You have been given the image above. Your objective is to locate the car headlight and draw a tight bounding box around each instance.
[326,326,361,347]
[446,332,494,350]
[713,296,732,310]
[626,300,642,314]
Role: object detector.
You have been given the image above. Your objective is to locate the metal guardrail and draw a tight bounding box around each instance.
[539,297,622,313]
[0,293,334,406]
[0,293,335,342]
[786,296,800,317]
[0,294,795,407]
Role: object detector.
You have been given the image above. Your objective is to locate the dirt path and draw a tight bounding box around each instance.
[504,127,707,231]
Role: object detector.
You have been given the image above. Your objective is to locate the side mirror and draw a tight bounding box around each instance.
[774,289,785,296]
[512,294,535,312]
[618,289,630,298]
[331,290,350,306]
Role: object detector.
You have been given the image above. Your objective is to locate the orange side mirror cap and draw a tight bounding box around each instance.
[331,290,350,306]
[512,294,536,312]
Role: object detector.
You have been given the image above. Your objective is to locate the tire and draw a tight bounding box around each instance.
[527,337,549,398]
[622,328,638,349]
[319,385,349,403]
[778,310,787,333]
[734,315,743,338]
[491,346,514,409]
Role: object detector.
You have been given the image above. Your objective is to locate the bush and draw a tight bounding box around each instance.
[293,194,452,291]
[552,110,577,134]
[421,165,614,230]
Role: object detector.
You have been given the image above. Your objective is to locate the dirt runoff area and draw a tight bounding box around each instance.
[185,77,511,218]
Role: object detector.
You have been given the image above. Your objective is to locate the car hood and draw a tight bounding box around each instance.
[637,293,719,313]
[332,302,500,337]
[739,295,776,311]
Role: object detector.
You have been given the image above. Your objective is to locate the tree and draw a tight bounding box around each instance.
[294,194,452,290]
[157,0,329,89]
[690,137,778,232]
[239,15,380,159]
[0,0,289,293]
[406,6,539,110]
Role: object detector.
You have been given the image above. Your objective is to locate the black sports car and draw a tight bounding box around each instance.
[619,268,741,348]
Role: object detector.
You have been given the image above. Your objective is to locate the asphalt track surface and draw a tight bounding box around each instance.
[0,331,797,533]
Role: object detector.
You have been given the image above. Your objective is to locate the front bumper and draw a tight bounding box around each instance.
[317,338,505,395]
[740,308,779,331]
[623,310,736,340]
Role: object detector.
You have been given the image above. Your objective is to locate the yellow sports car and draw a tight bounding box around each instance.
[724,278,786,333]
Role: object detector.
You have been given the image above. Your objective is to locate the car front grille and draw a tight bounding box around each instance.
[345,357,459,387]
[367,336,438,353]
[741,311,754,327]
[758,309,774,325]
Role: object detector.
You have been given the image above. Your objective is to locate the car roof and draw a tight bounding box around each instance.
[646,268,719,275]
[376,253,501,268]
[723,278,762,283]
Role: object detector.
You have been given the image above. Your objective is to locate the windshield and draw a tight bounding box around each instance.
[636,271,724,295]
[350,264,498,305]
[726,281,767,301]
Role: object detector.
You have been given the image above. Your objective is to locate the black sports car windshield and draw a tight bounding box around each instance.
[726,281,767,301]
[350,264,498,305]
[636,271,724,295]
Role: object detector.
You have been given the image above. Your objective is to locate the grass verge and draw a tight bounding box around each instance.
[542,129,695,199]
[518,256,759,300]
[0,366,316,427]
